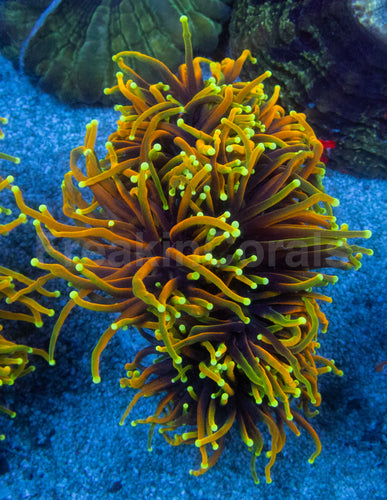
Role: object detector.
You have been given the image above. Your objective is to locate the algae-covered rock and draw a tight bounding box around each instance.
[230,0,387,177]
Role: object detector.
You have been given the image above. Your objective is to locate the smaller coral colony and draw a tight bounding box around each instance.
[0,17,372,484]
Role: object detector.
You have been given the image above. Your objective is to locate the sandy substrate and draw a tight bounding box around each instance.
[0,54,386,500]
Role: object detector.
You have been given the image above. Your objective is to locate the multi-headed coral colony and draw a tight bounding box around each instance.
[0,17,372,483]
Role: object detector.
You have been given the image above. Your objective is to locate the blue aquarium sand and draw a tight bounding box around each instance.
[0,53,386,500]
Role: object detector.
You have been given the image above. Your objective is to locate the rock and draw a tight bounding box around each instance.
[229,0,387,177]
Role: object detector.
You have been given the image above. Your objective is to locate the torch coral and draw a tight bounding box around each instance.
[0,118,56,439]
[2,17,372,482]
[1,118,58,329]
[0,323,50,441]
[0,117,20,165]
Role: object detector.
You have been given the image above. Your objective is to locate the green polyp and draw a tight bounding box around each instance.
[173,355,183,365]
[233,249,243,260]
[221,393,229,404]
[187,385,197,400]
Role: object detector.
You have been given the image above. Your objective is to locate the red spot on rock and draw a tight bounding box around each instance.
[320,139,336,163]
